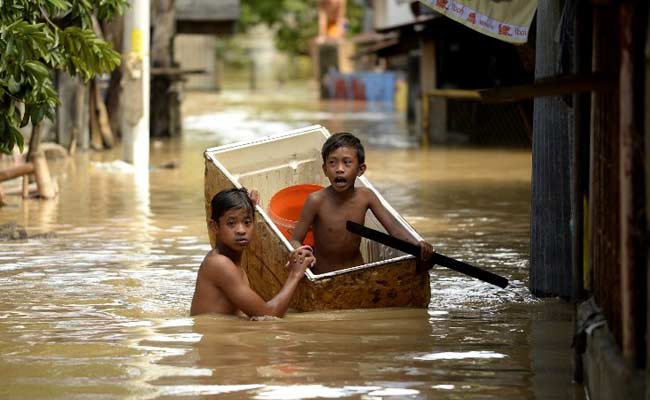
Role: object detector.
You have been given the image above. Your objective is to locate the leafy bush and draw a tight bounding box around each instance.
[0,0,127,154]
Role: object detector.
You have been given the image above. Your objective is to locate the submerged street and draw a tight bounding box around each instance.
[0,87,583,399]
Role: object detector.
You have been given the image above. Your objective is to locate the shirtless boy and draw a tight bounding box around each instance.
[289,132,433,273]
[191,188,314,317]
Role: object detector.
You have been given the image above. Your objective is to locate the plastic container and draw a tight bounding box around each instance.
[268,184,323,247]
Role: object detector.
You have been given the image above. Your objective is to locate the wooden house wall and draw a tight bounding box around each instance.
[587,2,648,367]
[618,0,648,368]
[174,34,217,90]
[529,1,648,367]
[590,3,623,355]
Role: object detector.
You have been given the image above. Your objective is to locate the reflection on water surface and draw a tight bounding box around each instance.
[0,88,582,399]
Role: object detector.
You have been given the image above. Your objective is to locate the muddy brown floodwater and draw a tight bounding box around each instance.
[0,87,584,399]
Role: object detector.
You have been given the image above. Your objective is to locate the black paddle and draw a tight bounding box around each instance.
[346,221,509,289]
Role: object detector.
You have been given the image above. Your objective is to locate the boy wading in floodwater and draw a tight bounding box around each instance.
[191,188,314,317]
[290,132,434,274]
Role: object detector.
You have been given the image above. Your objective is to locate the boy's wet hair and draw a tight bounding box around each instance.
[210,187,255,222]
[321,132,365,164]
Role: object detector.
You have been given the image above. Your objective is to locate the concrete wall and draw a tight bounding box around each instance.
[578,299,646,400]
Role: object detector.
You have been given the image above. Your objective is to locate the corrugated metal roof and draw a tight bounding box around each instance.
[175,0,239,21]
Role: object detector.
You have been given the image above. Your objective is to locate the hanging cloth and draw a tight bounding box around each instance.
[418,0,538,44]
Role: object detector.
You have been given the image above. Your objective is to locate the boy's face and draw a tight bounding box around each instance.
[211,207,255,252]
[322,146,366,192]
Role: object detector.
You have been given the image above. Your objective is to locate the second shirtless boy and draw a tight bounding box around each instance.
[290,132,433,273]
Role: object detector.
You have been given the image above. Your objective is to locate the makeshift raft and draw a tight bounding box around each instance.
[204,125,430,311]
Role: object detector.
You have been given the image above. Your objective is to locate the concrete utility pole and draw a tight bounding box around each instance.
[122,0,150,169]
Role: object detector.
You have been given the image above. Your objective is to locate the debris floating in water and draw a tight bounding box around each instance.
[91,160,136,173]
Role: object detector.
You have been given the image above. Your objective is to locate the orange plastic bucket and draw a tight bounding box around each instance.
[268,184,323,247]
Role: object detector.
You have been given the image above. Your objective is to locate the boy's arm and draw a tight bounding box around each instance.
[366,190,434,260]
[208,252,313,317]
[289,194,318,250]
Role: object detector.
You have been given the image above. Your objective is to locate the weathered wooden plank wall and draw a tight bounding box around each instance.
[645,0,650,377]
[619,0,648,369]
[174,35,217,90]
[590,4,622,346]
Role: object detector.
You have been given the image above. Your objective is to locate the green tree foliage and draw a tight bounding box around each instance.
[239,0,363,56]
[0,0,127,155]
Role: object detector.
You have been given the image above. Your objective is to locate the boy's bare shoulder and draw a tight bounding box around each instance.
[307,187,329,203]
[355,186,373,194]
[201,251,237,275]
[355,186,377,199]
